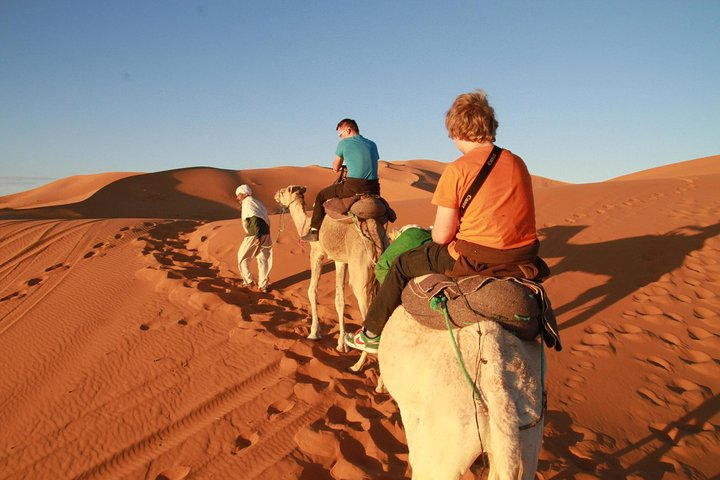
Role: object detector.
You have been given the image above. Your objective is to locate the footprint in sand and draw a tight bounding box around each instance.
[294,427,339,459]
[670,292,692,303]
[644,285,669,296]
[586,323,609,334]
[571,361,595,371]
[638,387,666,406]
[693,306,717,319]
[564,373,586,389]
[664,312,684,322]
[687,326,714,340]
[44,262,67,272]
[581,333,610,347]
[267,398,296,420]
[156,466,191,480]
[636,304,664,315]
[659,332,683,347]
[646,356,673,372]
[231,431,259,454]
[0,291,23,302]
[668,378,707,395]
[26,276,44,287]
[694,287,716,299]
[649,422,681,443]
[568,442,597,470]
[616,323,643,335]
[679,349,713,364]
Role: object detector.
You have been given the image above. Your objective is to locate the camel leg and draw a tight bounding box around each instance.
[347,262,374,373]
[404,407,482,480]
[306,248,325,340]
[349,351,368,372]
[334,261,348,352]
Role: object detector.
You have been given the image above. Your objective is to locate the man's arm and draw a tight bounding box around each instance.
[431,205,459,244]
[332,155,344,173]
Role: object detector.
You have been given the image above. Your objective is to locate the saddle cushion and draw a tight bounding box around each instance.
[323,195,397,224]
[401,273,543,341]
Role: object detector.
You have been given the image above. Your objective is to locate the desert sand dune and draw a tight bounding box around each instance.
[0,156,718,479]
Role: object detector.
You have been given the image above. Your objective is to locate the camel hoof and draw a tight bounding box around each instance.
[306,333,321,341]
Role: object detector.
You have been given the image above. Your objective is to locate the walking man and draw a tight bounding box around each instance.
[236,184,273,292]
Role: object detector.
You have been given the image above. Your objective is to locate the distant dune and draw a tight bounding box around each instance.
[1,155,718,479]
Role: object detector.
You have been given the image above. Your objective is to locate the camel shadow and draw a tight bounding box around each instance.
[545,395,720,478]
[539,223,720,330]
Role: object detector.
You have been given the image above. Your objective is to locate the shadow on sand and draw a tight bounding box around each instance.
[539,223,720,330]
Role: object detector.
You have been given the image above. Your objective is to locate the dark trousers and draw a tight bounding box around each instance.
[310,178,380,230]
[364,242,455,335]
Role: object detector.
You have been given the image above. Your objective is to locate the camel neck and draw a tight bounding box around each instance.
[288,197,310,236]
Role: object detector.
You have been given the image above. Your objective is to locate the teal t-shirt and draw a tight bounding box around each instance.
[336,135,379,180]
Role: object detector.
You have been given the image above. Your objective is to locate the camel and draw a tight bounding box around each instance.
[379,306,544,480]
[274,185,387,360]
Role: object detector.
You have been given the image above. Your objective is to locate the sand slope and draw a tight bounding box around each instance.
[0,156,718,479]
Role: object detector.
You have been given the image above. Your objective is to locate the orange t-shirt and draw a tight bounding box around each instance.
[431,145,537,259]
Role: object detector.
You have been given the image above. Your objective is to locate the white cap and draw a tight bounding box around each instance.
[236,184,252,196]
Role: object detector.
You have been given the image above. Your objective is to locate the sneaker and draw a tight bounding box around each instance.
[300,229,319,242]
[345,328,380,354]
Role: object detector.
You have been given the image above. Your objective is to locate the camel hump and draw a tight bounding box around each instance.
[402,273,561,348]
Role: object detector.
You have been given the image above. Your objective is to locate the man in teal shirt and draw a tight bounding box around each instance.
[301,119,380,242]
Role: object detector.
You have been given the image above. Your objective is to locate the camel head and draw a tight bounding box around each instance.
[274,185,307,208]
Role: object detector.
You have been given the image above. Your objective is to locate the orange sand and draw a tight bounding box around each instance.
[0,155,718,479]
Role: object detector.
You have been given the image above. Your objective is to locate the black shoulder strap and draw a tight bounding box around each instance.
[458,145,502,218]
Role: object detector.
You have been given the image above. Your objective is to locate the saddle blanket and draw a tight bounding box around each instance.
[402,273,562,351]
[324,194,397,224]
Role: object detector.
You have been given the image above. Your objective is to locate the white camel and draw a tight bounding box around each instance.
[379,306,544,480]
[274,185,386,360]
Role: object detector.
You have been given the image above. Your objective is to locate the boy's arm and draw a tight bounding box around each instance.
[431,206,459,244]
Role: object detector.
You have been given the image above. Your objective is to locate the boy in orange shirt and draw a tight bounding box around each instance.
[346,89,547,354]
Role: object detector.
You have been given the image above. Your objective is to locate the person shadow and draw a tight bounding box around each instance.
[539,223,720,331]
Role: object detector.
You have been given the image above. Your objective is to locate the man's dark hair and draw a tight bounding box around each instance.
[336,118,359,133]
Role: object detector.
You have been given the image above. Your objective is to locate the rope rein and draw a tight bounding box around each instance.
[430,295,486,403]
[430,292,546,431]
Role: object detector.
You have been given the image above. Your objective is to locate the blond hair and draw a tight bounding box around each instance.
[445,90,498,142]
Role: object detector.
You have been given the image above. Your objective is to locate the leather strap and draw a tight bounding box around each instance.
[458,145,502,218]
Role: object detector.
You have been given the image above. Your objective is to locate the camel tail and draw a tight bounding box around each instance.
[478,320,522,479]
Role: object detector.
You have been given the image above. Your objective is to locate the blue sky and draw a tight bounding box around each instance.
[1,1,719,196]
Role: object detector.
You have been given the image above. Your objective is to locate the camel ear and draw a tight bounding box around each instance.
[289,185,306,195]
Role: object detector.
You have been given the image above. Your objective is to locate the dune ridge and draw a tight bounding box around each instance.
[1,155,718,479]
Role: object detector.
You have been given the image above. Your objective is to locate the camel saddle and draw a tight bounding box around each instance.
[323,194,397,225]
[402,273,562,351]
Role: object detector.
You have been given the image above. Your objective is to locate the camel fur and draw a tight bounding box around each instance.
[274,185,387,362]
[379,305,544,479]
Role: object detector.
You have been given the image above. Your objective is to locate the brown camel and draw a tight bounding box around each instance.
[274,185,387,362]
